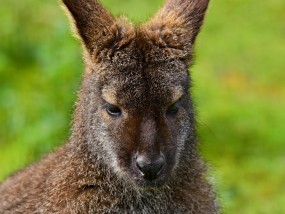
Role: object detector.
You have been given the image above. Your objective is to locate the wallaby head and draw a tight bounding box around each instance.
[63,0,209,188]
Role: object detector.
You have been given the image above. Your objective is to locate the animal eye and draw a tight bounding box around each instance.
[166,102,179,115]
[105,103,122,117]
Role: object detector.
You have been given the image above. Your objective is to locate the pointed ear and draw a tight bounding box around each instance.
[143,0,209,63]
[62,0,134,59]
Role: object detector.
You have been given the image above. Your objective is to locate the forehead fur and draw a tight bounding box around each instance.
[88,18,194,66]
[85,19,191,109]
[97,58,188,111]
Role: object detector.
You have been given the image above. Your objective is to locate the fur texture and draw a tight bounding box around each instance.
[0,0,218,213]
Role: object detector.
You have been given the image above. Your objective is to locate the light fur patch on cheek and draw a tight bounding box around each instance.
[87,108,123,177]
[174,115,191,168]
[92,120,122,174]
[93,109,129,179]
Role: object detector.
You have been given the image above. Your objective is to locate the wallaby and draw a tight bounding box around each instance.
[0,0,218,213]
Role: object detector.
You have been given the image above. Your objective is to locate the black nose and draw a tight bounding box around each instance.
[136,154,165,181]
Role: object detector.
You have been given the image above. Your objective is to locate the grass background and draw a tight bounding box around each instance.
[0,0,284,213]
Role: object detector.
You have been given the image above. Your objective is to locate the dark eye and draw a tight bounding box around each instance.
[166,102,179,115]
[105,103,122,117]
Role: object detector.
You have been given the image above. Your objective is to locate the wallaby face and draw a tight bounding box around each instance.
[84,59,191,187]
[64,0,209,188]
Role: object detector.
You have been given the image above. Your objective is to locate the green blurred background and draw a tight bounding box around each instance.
[0,0,284,213]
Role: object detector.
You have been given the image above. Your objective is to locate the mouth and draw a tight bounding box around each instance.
[134,177,167,189]
[132,166,169,188]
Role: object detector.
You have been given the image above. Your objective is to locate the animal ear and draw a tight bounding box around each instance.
[143,0,209,63]
[62,0,134,59]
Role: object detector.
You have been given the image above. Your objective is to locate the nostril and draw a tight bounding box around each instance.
[136,155,148,175]
[155,156,164,173]
[136,155,165,181]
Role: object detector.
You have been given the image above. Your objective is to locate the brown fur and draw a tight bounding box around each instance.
[0,0,218,213]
